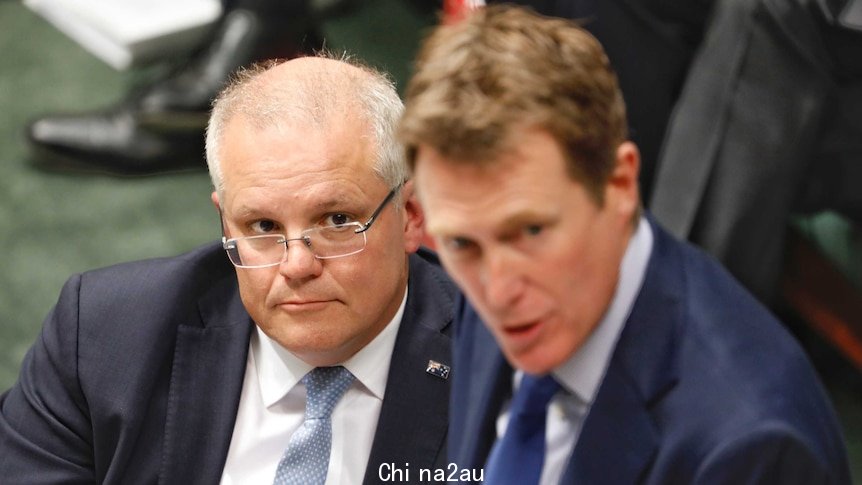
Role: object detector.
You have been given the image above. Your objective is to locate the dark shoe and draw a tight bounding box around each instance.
[27,106,205,176]
[27,7,323,176]
[137,8,322,119]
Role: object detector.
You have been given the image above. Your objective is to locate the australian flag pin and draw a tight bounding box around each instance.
[426,360,451,380]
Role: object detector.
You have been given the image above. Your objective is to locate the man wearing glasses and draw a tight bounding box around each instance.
[0,55,456,483]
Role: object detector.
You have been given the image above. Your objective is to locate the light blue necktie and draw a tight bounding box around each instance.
[273,366,355,485]
[484,373,561,485]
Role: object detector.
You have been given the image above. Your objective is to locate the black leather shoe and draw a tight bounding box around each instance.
[137,8,322,119]
[27,7,323,176]
[27,106,206,176]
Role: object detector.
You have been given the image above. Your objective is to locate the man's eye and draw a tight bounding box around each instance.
[250,220,279,233]
[325,213,354,226]
[525,224,543,236]
[446,237,477,252]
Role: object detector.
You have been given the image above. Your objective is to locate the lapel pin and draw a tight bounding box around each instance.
[426,360,451,380]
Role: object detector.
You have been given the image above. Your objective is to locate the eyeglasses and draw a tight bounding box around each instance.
[222,185,401,268]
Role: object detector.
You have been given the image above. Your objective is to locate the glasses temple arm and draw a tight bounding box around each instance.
[356,183,403,234]
[218,208,230,244]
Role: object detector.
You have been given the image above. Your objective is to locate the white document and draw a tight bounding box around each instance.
[24,0,223,70]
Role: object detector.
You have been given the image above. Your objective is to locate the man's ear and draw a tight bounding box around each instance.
[400,180,426,253]
[211,191,221,212]
[606,141,641,219]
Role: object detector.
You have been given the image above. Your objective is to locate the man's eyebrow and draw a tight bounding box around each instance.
[427,209,556,238]
[424,220,453,237]
[230,205,264,219]
[306,193,359,212]
[311,196,353,210]
[231,193,360,218]
[496,210,556,233]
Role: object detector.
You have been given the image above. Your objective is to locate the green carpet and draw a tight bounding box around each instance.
[0,1,217,386]
[1,0,860,481]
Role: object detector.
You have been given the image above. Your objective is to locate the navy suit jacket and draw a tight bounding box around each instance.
[0,243,457,484]
[449,219,851,484]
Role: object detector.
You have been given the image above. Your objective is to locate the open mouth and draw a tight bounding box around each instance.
[504,321,540,335]
[499,318,546,345]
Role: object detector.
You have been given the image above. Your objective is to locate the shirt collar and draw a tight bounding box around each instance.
[254,287,408,408]
[553,217,653,405]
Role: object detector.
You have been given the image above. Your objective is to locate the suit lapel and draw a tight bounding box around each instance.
[363,322,451,476]
[456,315,511,471]
[563,364,660,483]
[564,219,684,483]
[363,252,457,482]
[469,304,666,485]
[160,274,253,485]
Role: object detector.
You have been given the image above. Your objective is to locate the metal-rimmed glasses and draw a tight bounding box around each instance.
[221,185,401,268]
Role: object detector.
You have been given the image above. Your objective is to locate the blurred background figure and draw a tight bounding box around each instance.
[650,0,862,304]
[25,0,357,175]
[485,0,715,208]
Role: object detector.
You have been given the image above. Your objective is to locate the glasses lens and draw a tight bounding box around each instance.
[307,223,366,258]
[226,235,286,267]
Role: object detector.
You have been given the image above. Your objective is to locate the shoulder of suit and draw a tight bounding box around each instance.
[81,241,231,284]
[71,241,235,314]
[409,247,459,301]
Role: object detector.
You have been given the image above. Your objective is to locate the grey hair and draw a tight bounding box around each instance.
[205,53,408,201]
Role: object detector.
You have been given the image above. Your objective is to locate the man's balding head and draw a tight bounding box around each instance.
[206,54,406,198]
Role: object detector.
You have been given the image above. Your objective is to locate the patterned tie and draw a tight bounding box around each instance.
[483,374,561,485]
[273,366,355,485]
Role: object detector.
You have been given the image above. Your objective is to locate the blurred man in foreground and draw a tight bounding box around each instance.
[399,6,850,484]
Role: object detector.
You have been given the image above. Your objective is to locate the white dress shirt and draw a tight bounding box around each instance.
[495,217,654,485]
[220,290,408,485]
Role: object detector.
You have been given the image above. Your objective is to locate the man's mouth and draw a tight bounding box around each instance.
[277,299,336,312]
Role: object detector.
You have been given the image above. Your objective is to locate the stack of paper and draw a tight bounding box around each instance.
[24,0,223,70]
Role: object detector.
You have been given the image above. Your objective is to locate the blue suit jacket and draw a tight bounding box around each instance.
[449,220,851,484]
[0,243,456,484]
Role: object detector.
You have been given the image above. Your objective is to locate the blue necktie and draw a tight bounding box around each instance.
[273,366,355,485]
[484,374,561,485]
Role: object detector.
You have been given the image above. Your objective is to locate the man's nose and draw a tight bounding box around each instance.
[278,238,322,279]
[481,249,525,310]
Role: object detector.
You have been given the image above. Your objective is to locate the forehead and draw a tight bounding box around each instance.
[219,114,382,207]
[415,129,579,236]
